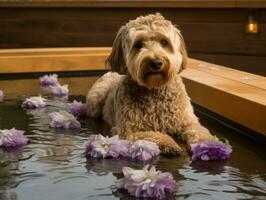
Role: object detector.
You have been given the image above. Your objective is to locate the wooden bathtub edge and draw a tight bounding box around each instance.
[0,47,265,135]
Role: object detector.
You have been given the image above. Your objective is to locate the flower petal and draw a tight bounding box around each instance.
[191,140,232,161]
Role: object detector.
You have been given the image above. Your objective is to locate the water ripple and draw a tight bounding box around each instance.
[0,87,265,200]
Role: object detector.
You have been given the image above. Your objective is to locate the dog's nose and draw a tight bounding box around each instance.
[149,59,163,71]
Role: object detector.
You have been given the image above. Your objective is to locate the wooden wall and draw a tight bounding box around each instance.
[0,7,265,75]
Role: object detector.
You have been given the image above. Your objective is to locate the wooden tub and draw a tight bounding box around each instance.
[0,47,265,138]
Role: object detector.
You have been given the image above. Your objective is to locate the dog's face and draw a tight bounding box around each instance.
[106,13,187,89]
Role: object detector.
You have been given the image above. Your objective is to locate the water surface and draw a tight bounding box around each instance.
[0,76,265,200]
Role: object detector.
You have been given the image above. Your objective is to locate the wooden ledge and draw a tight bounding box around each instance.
[181,59,266,135]
[0,47,265,135]
[181,68,266,135]
[0,47,110,73]
[0,0,266,8]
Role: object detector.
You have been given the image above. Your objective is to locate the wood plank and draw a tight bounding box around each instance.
[0,6,265,75]
[0,47,111,56]
[1,9,266,56]
[236,0,266,8]
[181,68,266,135]
[0,0,266,8]
[188,58,266,90]
[2,21,266,56]
[0,1,240,8]
[180,22,266,56]
[0,34,115,49]
[190,53,266,76]
[0,8,255,23]
[0,53,108,73]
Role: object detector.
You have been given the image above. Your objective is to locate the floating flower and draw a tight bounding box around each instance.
[191,140,232,161]
[0,128,28,149]
[129,140,160,161]
[49,111,81,129]
[85,134,129,158]
[50,84,69,97]
[22,95,47,109]
[67,100,86,117]
[117,165,177,199]
[39,74,59,87]
[0,90,3,102]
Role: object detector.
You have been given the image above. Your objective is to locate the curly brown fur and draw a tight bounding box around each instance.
[86,13,214,155]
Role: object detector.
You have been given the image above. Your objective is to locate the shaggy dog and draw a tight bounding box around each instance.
[86,13,214,155]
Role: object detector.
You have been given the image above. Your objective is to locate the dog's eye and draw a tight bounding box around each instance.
[161,39,168,47]
[134,41,143,49]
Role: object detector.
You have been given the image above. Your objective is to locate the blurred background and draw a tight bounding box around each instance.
[0,0,265,76]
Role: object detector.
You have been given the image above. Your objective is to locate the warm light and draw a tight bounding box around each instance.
[248,23,256,31]
[245,10,259,34]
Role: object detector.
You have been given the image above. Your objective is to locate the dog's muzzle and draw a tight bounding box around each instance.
[149,59,163,71]
[140,57,170,89]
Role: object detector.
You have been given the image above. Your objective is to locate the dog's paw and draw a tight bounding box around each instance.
[186,132,215,151]
[124,130,184,156]
[159,142,183,156]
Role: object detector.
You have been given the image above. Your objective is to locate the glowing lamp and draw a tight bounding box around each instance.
[246,10,258,34]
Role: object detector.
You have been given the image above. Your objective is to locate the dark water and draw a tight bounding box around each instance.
[0,77,266,200]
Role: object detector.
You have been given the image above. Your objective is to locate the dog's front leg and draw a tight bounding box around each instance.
[112,127,183,155]
[178,105,215,150]
[181,123,214,148]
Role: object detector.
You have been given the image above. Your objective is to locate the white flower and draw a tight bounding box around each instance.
[39,74,59,87]
[129,140,160,161]
[117,165,177,199]
[22,95,47,109]
[85,134,129,158]
[50,84,69,97]
[0,128,28,148]
[49,111,81,129]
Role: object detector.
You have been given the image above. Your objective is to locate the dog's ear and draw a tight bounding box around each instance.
[106,26,127,74]
[176,30,188,73]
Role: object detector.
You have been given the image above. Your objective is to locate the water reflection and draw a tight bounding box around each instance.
[113,189,178,200]
[85,158,146,175]
[0,192,17,200]
[0,148,32,200]
[0,77,266,200]
[84,158,180,200]
[190,160,228,175]
[178,165,266,200]
[0,150,21,189]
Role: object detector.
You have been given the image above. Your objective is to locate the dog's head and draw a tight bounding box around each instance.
[106,13,187,89]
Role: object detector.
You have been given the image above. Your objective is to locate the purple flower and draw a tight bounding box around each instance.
[191,140,232,161]
[0,128,28,149]
[67,100,86,117]
[117,165,177,199]
[129,140,160,161]
[39,74,59,87]
[49,111,81,129]
[22,96,47,109]
[0,90,4,102]
[85,134,129,158]
[50,84,69,97]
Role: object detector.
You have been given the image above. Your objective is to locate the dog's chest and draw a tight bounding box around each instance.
[117,81,184,133]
